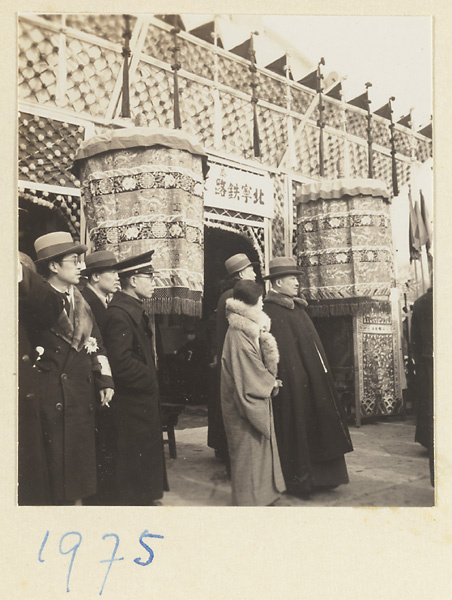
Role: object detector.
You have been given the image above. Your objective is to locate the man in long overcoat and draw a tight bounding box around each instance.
[80,250,121,505]
[411,286,434,485]
[18,255,62,505]
[103,250,168,506]
[263,257,353,497]
[32,232,115,505]
[208,253,257,467]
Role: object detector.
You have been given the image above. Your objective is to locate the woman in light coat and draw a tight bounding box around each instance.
[221,280,285,506]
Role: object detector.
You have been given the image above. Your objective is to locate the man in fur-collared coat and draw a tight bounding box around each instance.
[221,280,285,506]
[32,232,114,505]
[263,257,353,497]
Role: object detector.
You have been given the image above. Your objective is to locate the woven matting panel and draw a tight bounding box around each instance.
[257,107,288,166]
[257,71,286,108]
[416,137,432,162]
[142,24,175,66]
[220,92,253,158]
[178,79,216,149]
[393,128,412,157]
[18,20,60,105]
[371,119,391,148]
[130,62,173,129]
[178,36,216,80]
[323,100,343,130]
[64,36,122,116]
[18,112,83,187]
[217,55,251,95]
[346,109,367,140]
[65,14,135,45]
[294,124,320,178]
[323,131,344,179]
[348,142,370,179]
[270,172,286,257]
[290,86,315,114]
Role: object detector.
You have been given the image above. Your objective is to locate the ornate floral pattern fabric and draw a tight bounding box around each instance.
[80,145,205,316]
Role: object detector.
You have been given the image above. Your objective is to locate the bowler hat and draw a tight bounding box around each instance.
[224,253,255,276]
[81,250,119,276]
[263,256,302,280]
[116,249,155,276]
[34,231,87,263]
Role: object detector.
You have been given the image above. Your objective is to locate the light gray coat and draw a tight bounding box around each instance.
[221,298,286,506]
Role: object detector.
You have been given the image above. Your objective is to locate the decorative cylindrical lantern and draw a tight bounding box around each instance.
[295,178,403,423]
[73,127,208,317]
[296,178,395,300]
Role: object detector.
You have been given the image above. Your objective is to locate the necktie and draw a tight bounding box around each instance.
[59,292,70,315]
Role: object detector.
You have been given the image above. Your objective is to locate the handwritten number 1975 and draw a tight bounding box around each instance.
[39,530,164,595]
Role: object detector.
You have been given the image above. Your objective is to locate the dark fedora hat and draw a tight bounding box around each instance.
[224,253,256,276]
[263,256,302,280]
[116,249,155,276]
[80,250,120,276]
[34,231,87,263]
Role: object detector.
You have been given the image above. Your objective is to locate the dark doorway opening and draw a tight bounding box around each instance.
[203,226,262,319]
[19,199,71,260]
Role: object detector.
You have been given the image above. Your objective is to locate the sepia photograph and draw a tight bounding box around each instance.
[16,12,434,510]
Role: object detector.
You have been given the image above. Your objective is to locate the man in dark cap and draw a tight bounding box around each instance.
[80,250,121,505]
[103,250,168,506]
[32,232,115,505]
[263,257,353,498]
[208,253,257,471]
[81,250,120,330]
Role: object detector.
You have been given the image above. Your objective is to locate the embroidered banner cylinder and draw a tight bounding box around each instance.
[73,127,208,316]
[295,178,395,300]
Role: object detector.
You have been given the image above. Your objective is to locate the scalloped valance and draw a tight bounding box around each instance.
[296,178,390,204]
[72,126,209,178]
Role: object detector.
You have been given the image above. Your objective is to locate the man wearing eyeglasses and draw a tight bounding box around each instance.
[102,250,168,506]
[32,232,115,505]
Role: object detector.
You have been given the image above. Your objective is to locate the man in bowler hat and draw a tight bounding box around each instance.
[208,253,258,470]
[32,232,115,505]
[263,257,353,498]
[103,250,168,505]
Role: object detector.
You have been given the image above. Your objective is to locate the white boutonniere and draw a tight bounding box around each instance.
[84,337,99,354]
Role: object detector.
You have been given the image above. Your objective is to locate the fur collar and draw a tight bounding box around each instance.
[50,286,94,351]
[263,289,308,310]
[226,298,279,376]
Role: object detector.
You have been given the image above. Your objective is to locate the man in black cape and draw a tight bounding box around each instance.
[263,257,353,497]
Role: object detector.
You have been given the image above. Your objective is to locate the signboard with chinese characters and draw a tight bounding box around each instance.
[204,162,274,218]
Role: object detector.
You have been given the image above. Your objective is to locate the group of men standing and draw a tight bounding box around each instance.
[18,231,167,506]
[19,231,352,506]
[209,253,353,499]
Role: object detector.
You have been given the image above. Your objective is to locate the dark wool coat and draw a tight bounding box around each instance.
[30,284,114,504]
[103,291,168,506]
[18,265,62,505]
[221,299,285,506]
[411,288,433,451]
[207,276,239,454]
[81,284,117,505]
[263,290,353,494]
[81,285,108,331]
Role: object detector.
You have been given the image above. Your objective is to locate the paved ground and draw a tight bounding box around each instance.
[162,407,434,507]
